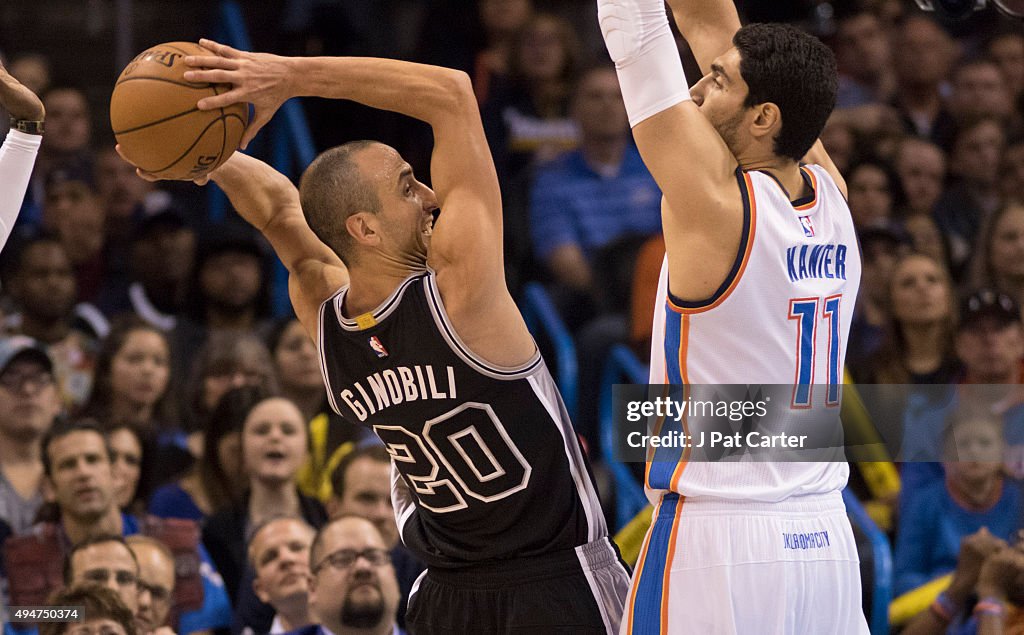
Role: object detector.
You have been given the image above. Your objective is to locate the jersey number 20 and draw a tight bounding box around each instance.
[374,402,533,513]
[788,295,842,408]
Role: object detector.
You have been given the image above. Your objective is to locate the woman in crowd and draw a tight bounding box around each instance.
[970,199,1024,308]
[481,12,581,183]
[79,318,175,434]
[147,386,252,522]
[857,252,960,385]
[201,389,326,600]
[846,156,906,230]
[108,423,150,515]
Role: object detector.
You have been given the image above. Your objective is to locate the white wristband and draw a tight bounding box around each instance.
[598,0,691,127]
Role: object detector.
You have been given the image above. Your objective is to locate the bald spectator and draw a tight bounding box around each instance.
[126,536,176,635]
[328,446,424,629]
[38,584,137,635]
[287,516,403,635]
[65,535,140,617]
[895,137,946,219]
[245,517,316,635]
[0,337,60,533]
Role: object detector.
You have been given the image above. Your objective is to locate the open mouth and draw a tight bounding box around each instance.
[264,450,286,461]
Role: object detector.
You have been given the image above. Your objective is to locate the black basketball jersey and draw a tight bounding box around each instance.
[316,271,607,568]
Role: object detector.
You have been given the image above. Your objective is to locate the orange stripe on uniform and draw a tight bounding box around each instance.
[626,499,662,634]
[794,166,818,211]
[667,172,758,315]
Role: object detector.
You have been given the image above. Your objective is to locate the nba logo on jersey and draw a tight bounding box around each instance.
[799,216,815,237]
[368,336,389,358]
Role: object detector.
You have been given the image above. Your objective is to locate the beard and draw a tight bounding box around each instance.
[710,108,747,159]
[339,597,386,629]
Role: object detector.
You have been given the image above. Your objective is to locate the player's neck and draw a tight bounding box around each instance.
[746,159,809,203]
[343,264,419,318]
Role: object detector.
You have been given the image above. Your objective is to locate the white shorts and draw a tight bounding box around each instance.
[621,491,869,635]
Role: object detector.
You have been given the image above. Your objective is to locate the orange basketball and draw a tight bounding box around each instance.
[110,41,248,180]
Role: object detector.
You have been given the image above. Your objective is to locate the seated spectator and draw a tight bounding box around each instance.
[471,0,534,104]
[181,331,279,457]
[266,318,369,502]
[891,14,956,147]
[847,226,908,379]
[903,214,950,273]
[204,391,325,601]
[949,58,1016,126]
[832,7,895,108]
[96,210,195,334]
[0,337,61,533]
[859,252,960,384]
[894,137,947,219]
[957,290,1024,386]
[4,418,232,634]
[970,200,1024,312]
[126,535,176,635]
[988,31,1024,104]
[148,386,252,522]
[108,424,149,516]
[933,116,1008,280]
[1002,136,1024,202]
[241,517,316,635]
[22,86,92,230]
[293,516,403,635]
[65,535,140,618]
[41,167,106,304]
[846,157,905,229]
[79,319,175,439]
[7,54,50,98]
[38,584,137,635]
[528,64,661,324]
[327,446,424,629]
[1,235,101,407]
[481,12,581,184]
[895,407,1020,595]
[179,222,271,355]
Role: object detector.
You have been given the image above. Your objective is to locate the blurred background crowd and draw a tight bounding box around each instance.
[0,0,1023,633]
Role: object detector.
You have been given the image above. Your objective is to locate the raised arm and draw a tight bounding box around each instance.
[0,61,45,252]
[598,0,742,300]
[185,43,505,297]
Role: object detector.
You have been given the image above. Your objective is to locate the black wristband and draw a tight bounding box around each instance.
[9,117,43,135]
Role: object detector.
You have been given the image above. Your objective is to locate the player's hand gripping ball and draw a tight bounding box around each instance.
[110,41,248,180]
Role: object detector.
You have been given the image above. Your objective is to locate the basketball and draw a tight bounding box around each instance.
[109,41,248,180]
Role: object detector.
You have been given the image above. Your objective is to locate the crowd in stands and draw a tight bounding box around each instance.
[1,0,1024,633]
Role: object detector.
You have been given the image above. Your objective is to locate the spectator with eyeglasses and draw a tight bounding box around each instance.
[125,536,175,635]
[283,515,402,635]
[0,336,61,535]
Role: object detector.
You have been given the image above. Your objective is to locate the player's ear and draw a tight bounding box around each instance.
[751,102,782,142]
[346,212,380,247]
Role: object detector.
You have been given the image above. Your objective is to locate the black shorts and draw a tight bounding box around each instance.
[405,537,630,635]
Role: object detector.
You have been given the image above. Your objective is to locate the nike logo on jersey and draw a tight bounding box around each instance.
[786,243,848,283]
[340,365,458,422]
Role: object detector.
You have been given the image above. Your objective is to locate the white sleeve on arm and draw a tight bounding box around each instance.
[598,0,691,127]
[0,129,41,251]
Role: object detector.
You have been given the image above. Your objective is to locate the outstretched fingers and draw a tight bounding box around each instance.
[239,111,272,150]
[197,38,242,58]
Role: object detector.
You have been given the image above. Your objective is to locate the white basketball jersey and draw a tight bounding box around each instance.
[647,164,861,502]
